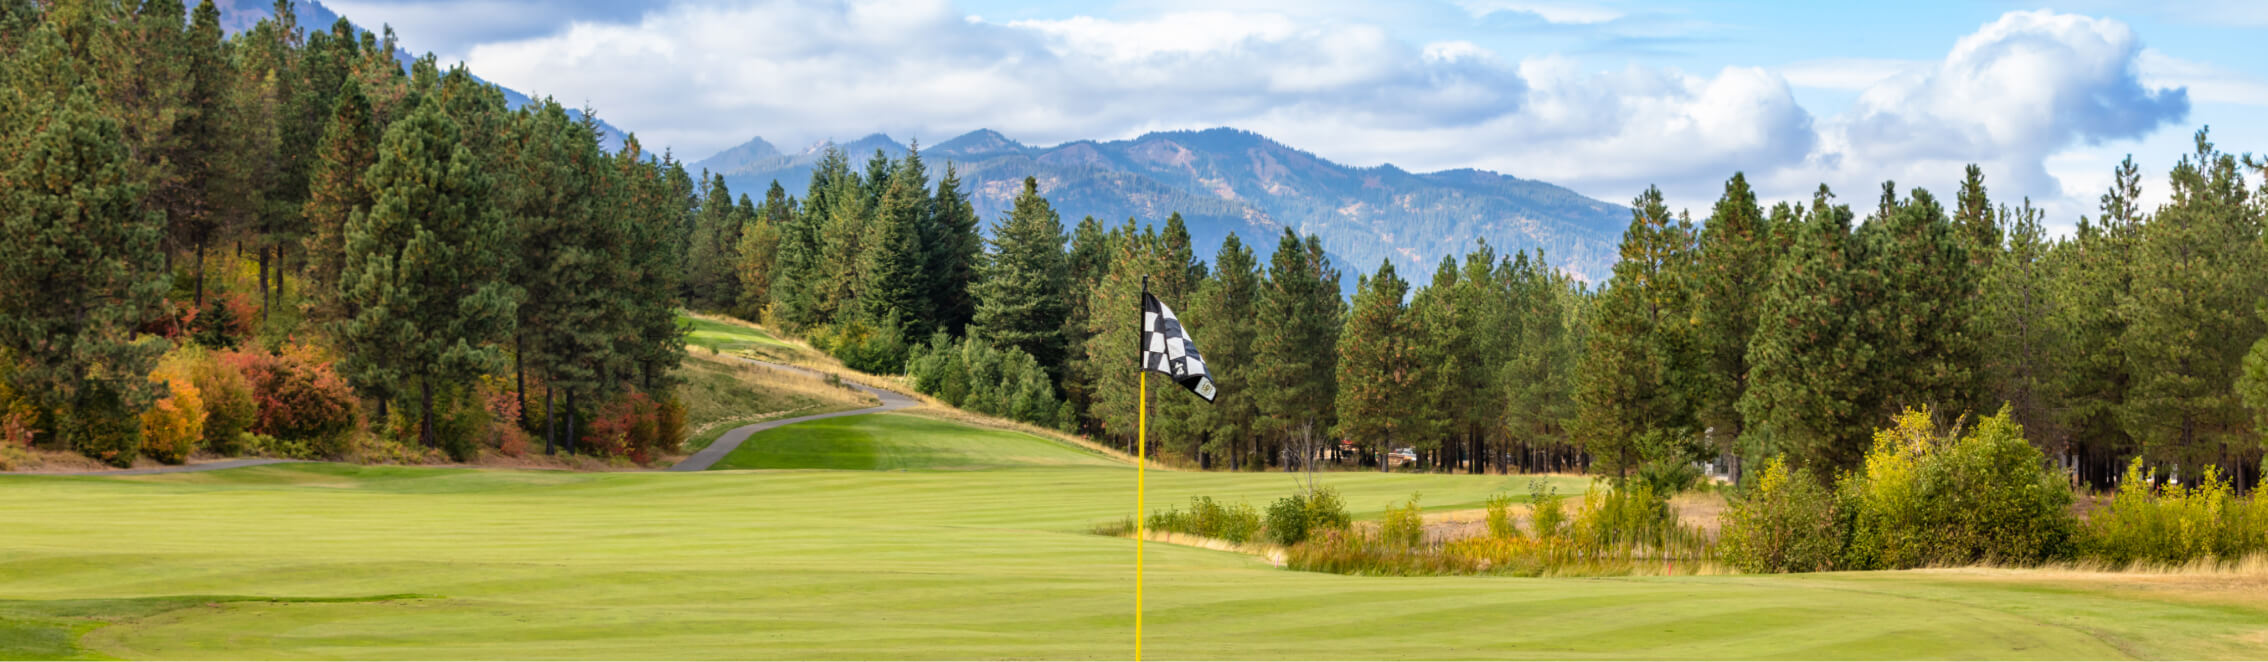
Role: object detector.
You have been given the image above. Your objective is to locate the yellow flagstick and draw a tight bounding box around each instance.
[1136,368,1147,661]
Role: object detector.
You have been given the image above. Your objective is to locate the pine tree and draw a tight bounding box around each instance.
[1955,165,2001,272]
[814,157,872,325]
[335,97,518,448]
[1573,187,1701,479]
[169,0,232,307]
[1406,255,1460,464]
[682,173,741,311]
[768,148,845,331]
[1080,220,1174,450]
[1690,173,1776,477]
[1254,229,1342,472]
[970,177,1072,379]
[1741,186,1874,471]
[858,147,932,337]
[1337,260,1414,471]
[2051,157,2144,486]
[0,84,170,465]
[613,134,688,394]
[301,78,375,323]
[1500,250,1581,473]
[1857,182,1983,421]
[1061,215,1116,429]
[1189,233,1260,469]
[1449,242,1512,473]
[733,182,791,320]
[1981,198,2062,446]
[2121,129,2263,472]
[925,163,981,337]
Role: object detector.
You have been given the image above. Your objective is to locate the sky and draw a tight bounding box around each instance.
[320,0,2268,232]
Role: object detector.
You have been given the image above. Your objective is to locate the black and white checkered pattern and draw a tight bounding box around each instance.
[1142,292,1217,403]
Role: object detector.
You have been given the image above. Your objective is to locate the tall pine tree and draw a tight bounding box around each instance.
[969,177,1071,379]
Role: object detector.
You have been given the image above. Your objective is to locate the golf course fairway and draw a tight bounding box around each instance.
[3,412,2265,659]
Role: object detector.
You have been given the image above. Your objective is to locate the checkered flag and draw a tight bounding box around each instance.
[1142,291,1217,403]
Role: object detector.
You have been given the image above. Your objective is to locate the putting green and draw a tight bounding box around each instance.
[711,413,1118,471]
[2,416,2264,659]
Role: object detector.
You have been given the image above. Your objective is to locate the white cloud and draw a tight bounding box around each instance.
[466,0,1807,199]
[1455,0,1623,24]
[1777,58,1921,92]
[1750,10,2188,225]
[464,3,2195,234]
[2138,49,2268,107]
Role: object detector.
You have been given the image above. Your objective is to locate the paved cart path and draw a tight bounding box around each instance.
[667,358,916,472]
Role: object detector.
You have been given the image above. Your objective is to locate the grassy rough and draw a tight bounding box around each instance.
[1,416,2265,659]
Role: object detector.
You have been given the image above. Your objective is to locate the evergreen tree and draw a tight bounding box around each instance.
[683,173,742,311]
[733,181,791,320]
[858,147,932,337]
[768,148,846,331]
[970,177,1072,379]
[1857,182,1983,421]
[1337,260,1415,471]
[1573,187,1701,479]
[1500,250,1581,473]
[1189,233,1260,469]
[0,84,170,465]
[1955,164,2001,271]
[2051,157,2144,487]
[1253,229,1341,472]
[925,163,981,337]
[1080,221,1174,450]
[169,0,231,307]
[1405,255,1460,464]
[613,135,689,393]
[1448,242,1512,473]
[1061,215,1115,430]
[1981,198,2062,446]
[814,157,872,325]
[2121,130,2262,472]
[1690,173,1776,477]
[301,78,375,323]
[1741,186,1874,471]
[335,97,518,448]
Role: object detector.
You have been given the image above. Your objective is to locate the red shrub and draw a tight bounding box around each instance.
[220,345,358,455]
[582,391,682,465]
[475,376,531,457]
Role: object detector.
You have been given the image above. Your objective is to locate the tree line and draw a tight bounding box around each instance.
[719,132,2267,490]
[0,0,688,464]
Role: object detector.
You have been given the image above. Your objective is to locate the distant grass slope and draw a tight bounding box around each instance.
[710,413,1118,471]
[672,313,876,454]
[4,460,2267,659]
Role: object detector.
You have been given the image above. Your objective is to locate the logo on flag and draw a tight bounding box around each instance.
[1141,292,1217,403]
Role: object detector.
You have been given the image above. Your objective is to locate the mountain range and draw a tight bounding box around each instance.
[694,128,1629,283]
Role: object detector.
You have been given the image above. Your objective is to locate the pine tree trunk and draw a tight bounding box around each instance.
[566,388,578,455]
[544,384,556,455]
[419,378,436,449]
[514,337,528,431]
[257,245,271,322]
[194,237,207,308]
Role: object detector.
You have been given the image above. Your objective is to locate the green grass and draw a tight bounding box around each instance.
[673,353,871,454]
[3,415,2265,659]
[684,315,795,353]
[711,413,1117,471]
